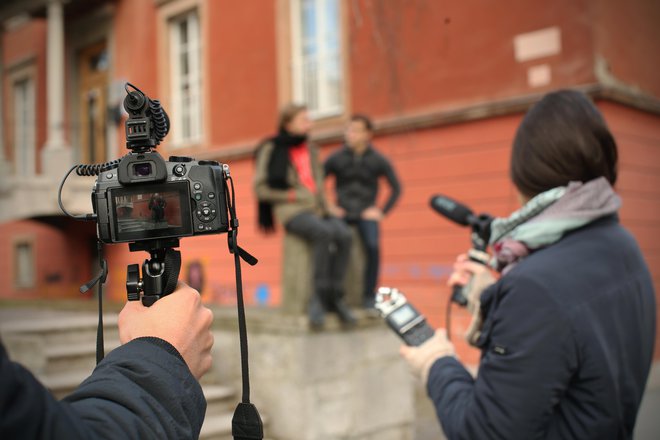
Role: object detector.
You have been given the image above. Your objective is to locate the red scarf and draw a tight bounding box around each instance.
[288,143,317,193]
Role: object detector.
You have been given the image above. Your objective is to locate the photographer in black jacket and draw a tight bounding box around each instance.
[0,282,213,439]
[400,90,656,439]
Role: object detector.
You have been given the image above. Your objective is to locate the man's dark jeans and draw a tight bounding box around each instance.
[355,219,379,304]
[285,212,352,300]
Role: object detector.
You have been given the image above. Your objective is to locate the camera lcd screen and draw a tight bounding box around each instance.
[390,304,417,327]
[110,181,193,242]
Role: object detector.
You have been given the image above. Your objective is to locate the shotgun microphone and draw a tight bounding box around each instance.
[429,194,493,308]
[429,194,475,226]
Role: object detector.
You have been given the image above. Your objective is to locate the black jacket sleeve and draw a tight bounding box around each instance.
[380,156,401,215]
[426,275,577,440]
[0,337,206,440]
[323,151,337,177]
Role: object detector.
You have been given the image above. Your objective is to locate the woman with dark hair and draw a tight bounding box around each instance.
[254,104,355,328]
[401,90,655,439]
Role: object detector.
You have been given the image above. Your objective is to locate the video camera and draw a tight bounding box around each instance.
[84,84,234,305]
[59,83,251,305]
[58,83,264,439]
[93,83,229,245]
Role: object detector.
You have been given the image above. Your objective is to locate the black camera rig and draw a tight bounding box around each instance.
[58,83,263,440]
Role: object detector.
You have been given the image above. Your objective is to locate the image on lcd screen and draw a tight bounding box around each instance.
[390,305,416,327]
[114,191,183,234]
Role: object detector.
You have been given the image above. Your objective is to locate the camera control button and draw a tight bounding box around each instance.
[208,192,215,199]
[195,202,216,222]
[193,182,202,190]
[197,224,205,230]
[194,193,202,201]
[173,164,186,176]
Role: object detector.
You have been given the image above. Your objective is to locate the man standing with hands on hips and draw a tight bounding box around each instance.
[325,114,402,309]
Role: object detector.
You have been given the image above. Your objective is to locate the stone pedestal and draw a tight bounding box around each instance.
[212,310,415,440]
[281,226,365,314]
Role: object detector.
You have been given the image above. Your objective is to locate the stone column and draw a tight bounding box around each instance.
[42,0,72,176]
[0,25,9,190]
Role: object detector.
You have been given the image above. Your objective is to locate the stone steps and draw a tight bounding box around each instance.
[43,339,121,375]
[0,313,120,346]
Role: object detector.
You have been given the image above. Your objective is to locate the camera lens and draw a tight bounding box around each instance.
[133,163,152,177]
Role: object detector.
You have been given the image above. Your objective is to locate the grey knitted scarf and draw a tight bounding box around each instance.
[489,177,621,274]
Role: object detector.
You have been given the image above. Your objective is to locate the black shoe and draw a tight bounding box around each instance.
[308,294,326,329]
[331,298,357,327]
[362,296,376,310]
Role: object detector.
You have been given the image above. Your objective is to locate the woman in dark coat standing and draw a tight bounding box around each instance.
[401,90,656,440]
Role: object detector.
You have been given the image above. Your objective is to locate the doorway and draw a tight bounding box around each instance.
[78,41,109,164]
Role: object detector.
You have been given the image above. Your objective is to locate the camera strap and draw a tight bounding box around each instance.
[225,175,263,440]
[80,240,108,364]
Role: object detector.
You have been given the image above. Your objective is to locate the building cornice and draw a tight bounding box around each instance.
[197,84,660,163]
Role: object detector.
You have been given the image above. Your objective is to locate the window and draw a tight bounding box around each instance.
[12,77,36,175]
[169,10,202,146]
[15,241,35,289]
[291,0,343,118]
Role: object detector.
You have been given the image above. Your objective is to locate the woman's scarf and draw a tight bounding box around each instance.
[489,177,621,274]
[257,130,307,232]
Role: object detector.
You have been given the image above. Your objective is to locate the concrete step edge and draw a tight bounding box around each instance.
[44,340,121,359]
[0,314,119,334]
[203,384,236,402]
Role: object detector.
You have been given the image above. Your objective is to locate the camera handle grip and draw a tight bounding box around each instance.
[450,248,491,307]
[126,248,181,306]
[451,283,470,307]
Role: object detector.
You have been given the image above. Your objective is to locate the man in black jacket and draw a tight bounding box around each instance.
[0,282,212,439]
[325,114,401,308]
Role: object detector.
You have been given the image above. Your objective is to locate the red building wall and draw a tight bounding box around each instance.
[204,0,279,146]
[348,0,595,116]
[592,0,660,97]
[0,219,96,299]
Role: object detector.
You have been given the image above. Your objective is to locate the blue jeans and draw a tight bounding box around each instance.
[355,219,380,302]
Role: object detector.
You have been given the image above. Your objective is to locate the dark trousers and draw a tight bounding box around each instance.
[285,212,352,300]
[355,220,380,301]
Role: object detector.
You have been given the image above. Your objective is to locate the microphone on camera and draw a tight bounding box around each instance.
[429,194,475,226]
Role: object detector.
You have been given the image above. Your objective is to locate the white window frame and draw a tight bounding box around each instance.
[291,0,343,119]
[12,76,36,176]
[14,240,35,289]
[169,10,202,146]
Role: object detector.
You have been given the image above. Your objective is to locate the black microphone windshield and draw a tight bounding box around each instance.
[429,194,474,226]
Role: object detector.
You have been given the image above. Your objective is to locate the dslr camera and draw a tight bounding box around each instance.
[93,84,229,244]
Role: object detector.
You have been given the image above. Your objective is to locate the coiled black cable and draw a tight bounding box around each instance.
[149,99,169,145]
[74,158,123,177]
[59,158,125,220]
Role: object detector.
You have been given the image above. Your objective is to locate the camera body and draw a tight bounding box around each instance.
[93,153,230,244]
[88,83,230,245]
[376,287,435,346]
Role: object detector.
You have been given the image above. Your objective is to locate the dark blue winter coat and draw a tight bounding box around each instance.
[428,215,656,440]
[0,337,206,439]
